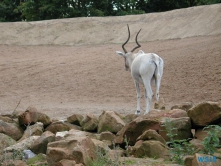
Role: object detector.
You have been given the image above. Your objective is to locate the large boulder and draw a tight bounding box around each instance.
[130,140,169,158]
[159,117,192,141]
[98,111,125,134]
[30,131,55,154]
[46,135,96,165]
[0,120,23,141]
[80,113,98,132]
[187,101,221,127]
[114,116,160,145]
[18,106,51,127]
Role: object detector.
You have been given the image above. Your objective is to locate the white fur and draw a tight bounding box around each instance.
[116,50,164,115]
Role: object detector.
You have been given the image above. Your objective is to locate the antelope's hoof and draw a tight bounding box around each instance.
[135,110,140,115]
[144,111,150,115]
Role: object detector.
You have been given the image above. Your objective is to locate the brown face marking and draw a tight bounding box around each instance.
[124,57,129,70]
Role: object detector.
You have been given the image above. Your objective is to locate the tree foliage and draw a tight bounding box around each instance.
[0,0,220,22]
[0,0,21,21]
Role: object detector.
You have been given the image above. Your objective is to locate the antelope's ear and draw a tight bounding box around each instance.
[116,51,125,57]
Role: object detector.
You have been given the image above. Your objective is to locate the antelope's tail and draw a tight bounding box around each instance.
[153,57,164,101]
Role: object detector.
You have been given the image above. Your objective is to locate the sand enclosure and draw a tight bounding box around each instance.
[0,4,221,119]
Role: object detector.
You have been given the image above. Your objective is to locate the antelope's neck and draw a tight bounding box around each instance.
[128,54,136,70]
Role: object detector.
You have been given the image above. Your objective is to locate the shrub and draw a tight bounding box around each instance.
[164,118,196,165]
[201,125,221,155]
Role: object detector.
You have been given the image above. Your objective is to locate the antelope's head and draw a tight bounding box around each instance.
[116,24,141,71]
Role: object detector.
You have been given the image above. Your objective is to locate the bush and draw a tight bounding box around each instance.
[201,125,221,155]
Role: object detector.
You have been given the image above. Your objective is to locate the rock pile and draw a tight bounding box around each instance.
[0,102,221,166]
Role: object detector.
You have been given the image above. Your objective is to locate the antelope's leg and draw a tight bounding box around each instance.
[155,75,161,101]
[155,59,164,101]
[134,81,141,115]
[143,79,153,115]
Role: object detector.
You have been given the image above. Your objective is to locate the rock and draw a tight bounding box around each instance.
[45,121,81,134]
[123,114,139,124]
[115,116,160,145]
[67,129,97,139]
[108,149,125,160]
[166,109,188,118]
[0,120,23,141]
[131,140,169,158]
[137,129,166,145]
[18,106,51,127]
[1,160,28,166]
[67,114,84,126]
[0,115,14,123]
[4,136,40,160]
[184,155,194,166]
[0,133,16,151]
[98,111,125,134]
[187,101,221,127]
[148,109,188,119]
[23,149,36,160]
[30,131,55,154]
[159,117,192,142]
[171,102,194,111]
[189,139,204,152]
[0,133,16,160]
[100,131,116,142]
[80,113,98,131]
[91,138,110,154]
[194,127,221,146]
[56,159,77,166]
[4,136,40,152]
[26,153,47,166]
[98,131,115,147]
[194,128,209,141]
[119,157,176,166]
[18,122,44,142]
[47,136,96,165]
[55,131,69,141]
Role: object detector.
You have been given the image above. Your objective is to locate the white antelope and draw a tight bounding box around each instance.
[116,25,164,115]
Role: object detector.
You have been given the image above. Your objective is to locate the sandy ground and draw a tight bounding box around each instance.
[0,4,221,119]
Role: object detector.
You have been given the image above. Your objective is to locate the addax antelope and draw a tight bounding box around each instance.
[116,25,164,115]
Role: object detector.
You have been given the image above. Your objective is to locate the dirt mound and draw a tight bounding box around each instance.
[0,4,221,45]
[0,5,221,119]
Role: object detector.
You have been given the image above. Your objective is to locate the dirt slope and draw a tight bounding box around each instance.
[0,4,221,45]
[0,4,221,119]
